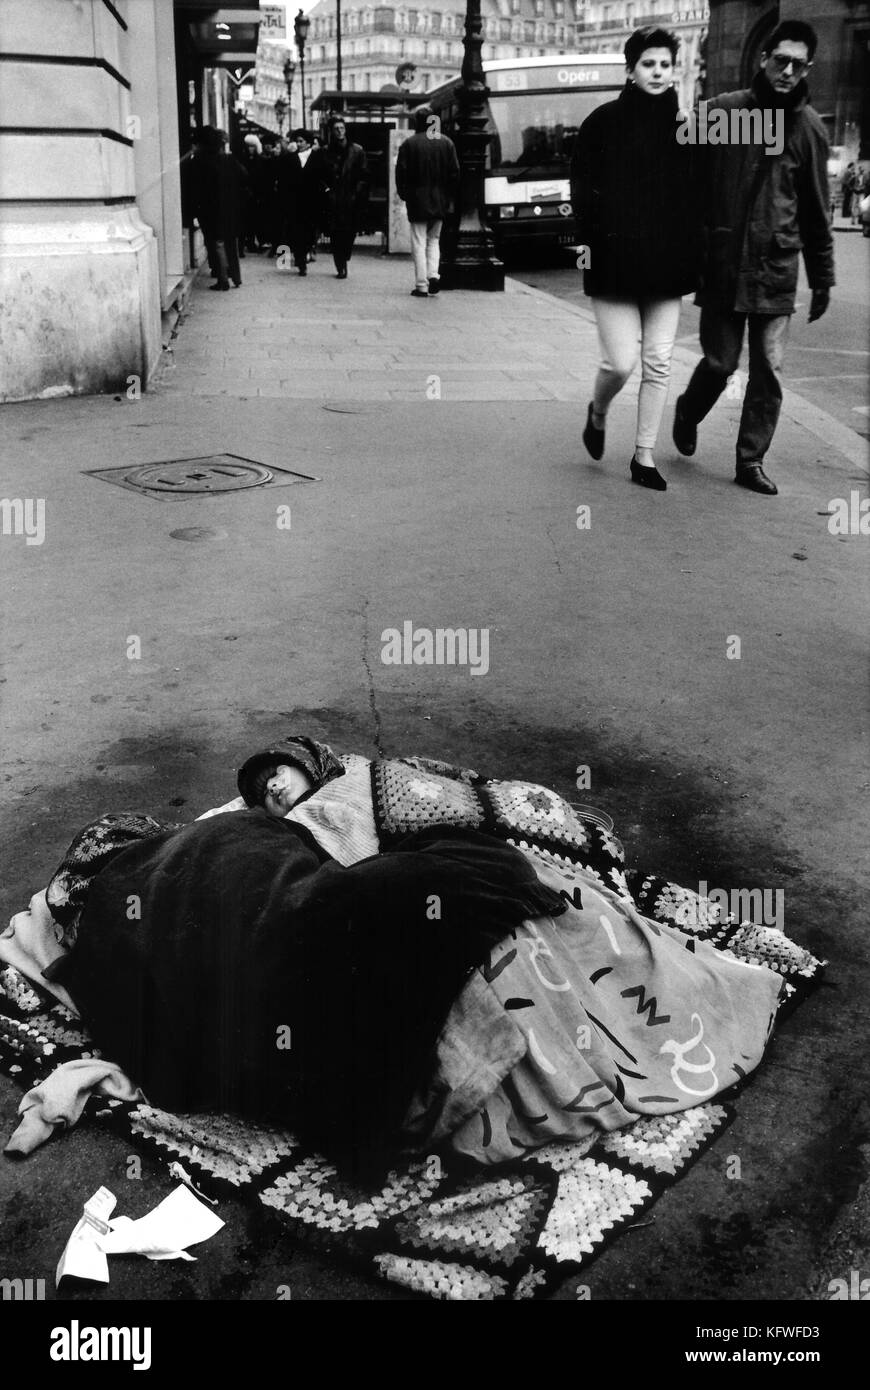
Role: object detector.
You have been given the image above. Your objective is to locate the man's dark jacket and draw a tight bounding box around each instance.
[320,140,368,229]
[697,73,834,314]
[395,131,460,222]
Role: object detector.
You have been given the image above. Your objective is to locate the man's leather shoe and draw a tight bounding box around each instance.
[672,395,697,456]
[428,277,441,295]
[735,464,778,495]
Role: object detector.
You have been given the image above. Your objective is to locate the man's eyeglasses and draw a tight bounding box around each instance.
[768,53,812,76]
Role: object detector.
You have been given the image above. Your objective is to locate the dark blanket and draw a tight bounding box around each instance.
[52,812,563,1163]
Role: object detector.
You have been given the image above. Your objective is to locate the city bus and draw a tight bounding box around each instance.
[427,54,626,254]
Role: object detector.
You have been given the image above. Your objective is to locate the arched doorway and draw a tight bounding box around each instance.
[741,6,779,86]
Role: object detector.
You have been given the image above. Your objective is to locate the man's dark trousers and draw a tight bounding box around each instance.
[681,305,791,467]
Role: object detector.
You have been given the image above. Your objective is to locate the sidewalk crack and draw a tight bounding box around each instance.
[359,600,385,756]
[545,522,563,576]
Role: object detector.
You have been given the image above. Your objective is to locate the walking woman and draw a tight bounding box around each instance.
[570,27,700,490]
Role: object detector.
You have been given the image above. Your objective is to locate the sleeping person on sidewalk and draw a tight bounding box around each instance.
[1,736,820,1168]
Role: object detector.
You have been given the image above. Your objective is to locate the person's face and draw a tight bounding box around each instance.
[264,764,314,818]
[332,121,346,142]
[762,40,811,95]
[629,47,674,95]
[3,889,53,942]
[296,136,309,152]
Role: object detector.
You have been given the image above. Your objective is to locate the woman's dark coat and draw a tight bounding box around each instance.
[570,82,700,299]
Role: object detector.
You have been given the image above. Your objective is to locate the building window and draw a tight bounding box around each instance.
[534,0,544,15]
[431,12,441,34]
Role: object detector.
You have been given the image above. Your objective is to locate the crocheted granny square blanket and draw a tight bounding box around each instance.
[0,885,822,1300]
[371,758,631,897]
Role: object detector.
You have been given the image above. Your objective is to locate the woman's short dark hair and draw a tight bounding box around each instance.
[763,20,818,61]
[624,26,679,70]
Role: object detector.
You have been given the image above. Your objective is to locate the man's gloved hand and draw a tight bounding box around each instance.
[808,287,831,323]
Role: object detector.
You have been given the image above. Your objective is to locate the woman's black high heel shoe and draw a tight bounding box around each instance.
[630,456,667,491]
[582,402,605,461]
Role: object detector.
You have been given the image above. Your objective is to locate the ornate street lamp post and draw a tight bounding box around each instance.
[439,0,504,291]
[294,9,311,127]
[283,55,296,129]
[274,96,288,137]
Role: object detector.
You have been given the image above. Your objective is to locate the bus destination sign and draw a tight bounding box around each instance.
[488,65,616,94]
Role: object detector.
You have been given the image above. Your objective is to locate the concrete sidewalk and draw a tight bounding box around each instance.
[1,246,868,1303]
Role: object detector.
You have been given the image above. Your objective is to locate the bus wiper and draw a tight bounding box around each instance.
[507,163,547,183]
[506,162,561,184]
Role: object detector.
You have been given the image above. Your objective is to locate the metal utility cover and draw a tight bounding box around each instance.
[85,454,320,499]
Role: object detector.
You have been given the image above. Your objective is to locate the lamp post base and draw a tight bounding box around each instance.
[439,255,505,292]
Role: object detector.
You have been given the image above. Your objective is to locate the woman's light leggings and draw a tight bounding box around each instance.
[591,296,682,450]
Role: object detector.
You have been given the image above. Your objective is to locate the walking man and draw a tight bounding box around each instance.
[395,105,460,297]
[321,118,368,280]
[672,20,834,495]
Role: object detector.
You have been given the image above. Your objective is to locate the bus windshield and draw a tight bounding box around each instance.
[487,90,616,175]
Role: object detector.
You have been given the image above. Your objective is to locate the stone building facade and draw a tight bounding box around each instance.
[0,0,260,403]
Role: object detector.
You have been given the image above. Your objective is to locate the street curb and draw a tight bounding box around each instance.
[507,275,869,471]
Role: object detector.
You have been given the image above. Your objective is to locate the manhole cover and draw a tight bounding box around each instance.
[128,458,272,493]
[85,454,320,499]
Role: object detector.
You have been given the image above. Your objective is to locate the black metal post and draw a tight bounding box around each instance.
[295,10,310,129]
[439,0,504,291]
[283,57,296,129]
[336,0,342,91]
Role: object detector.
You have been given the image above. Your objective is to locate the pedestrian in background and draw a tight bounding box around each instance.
[189,127,247,291]
[840,162,856,220]
[239,135,262,252]
[850,164,866,225]
[395,105,460,297]
[276,130,321,275]
[672,20,834,495]
[571,26,700,491]
[321,118,369,279]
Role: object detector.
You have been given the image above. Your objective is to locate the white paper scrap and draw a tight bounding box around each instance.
[55,1186,117,1286]
[100,1185,224,1259]
[57,1185,223,1285]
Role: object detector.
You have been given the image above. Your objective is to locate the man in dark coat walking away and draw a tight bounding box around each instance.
[395,105,460,297]
[321,118,368,279]
[672,20,835,495]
